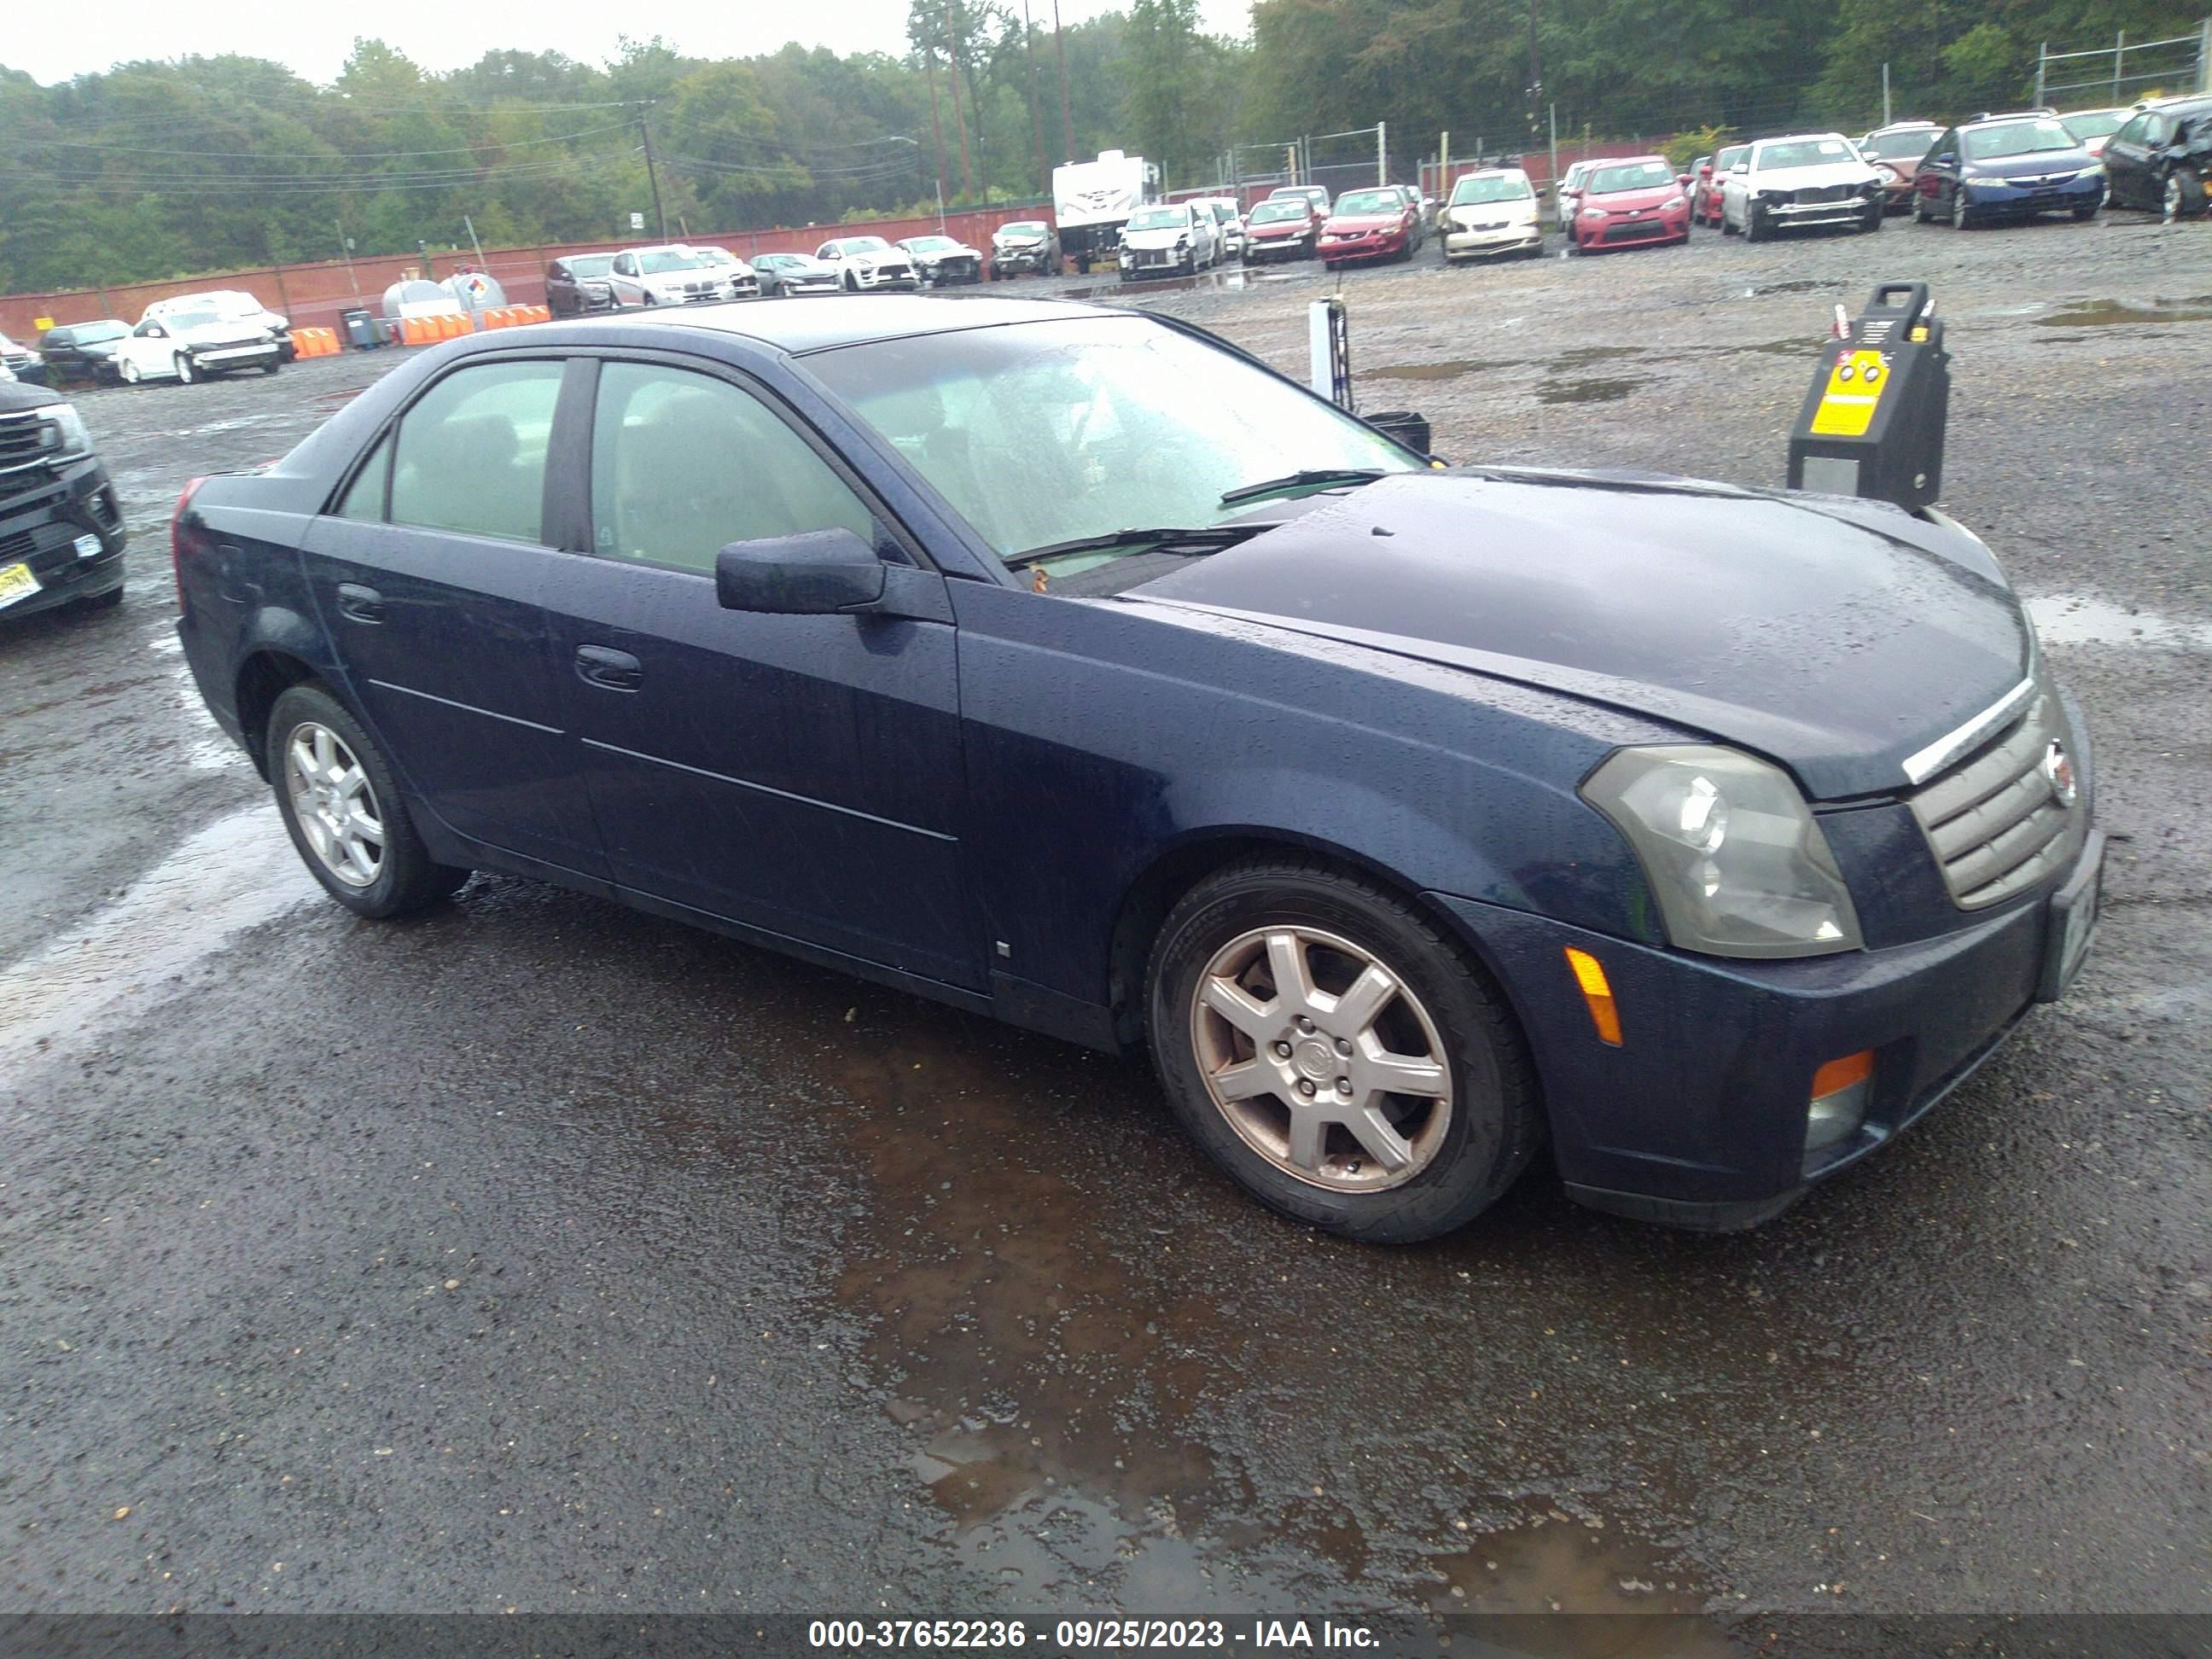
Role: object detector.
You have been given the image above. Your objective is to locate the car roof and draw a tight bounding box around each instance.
[537,293,1119,356]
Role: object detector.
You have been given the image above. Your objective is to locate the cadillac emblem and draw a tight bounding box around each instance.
[2040,740,2077,806]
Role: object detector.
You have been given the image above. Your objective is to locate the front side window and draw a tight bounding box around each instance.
[590,363,874,575]
[388,359,564,544]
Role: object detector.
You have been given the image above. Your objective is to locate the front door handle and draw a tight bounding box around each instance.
[574,644,643,691]
[335,582,384,624]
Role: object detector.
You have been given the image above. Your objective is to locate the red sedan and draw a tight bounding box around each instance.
[1567,155,1691,253]
[1697,143,1745,226]
[1318,187,1420,266]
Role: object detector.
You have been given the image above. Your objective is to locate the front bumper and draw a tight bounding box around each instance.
[1576,209,1690,248]
[1245,236,1307,261]
[1445,222,1543,258]
[1756,193,1881,226]
[853,270,921,290]
[0,456,128,621]
[992,247,1054,273]
[191,342,282,370]
[1426,819,2104,1229]
[1963,173,2104,214]
[1320,232,1407,262]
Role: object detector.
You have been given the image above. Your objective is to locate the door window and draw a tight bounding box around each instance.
[387,359,563,544]
[335,434,393,521]
[589,363,874,575]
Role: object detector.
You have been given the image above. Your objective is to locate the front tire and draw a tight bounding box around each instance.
[1952,190,1972,230]
[120,358,142,385]
[1744,206,1767,242]
[268,684,470,919]
[1146,858,1543,1243]
[174,353,195,384]
[2166,168,2203,223]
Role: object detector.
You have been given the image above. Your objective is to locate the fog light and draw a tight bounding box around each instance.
[1806,1050,1873,1158]
[74,534,102,559]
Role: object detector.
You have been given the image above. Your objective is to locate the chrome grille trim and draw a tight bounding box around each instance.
[1901,675,2036,785]
[1908,690,2082,909]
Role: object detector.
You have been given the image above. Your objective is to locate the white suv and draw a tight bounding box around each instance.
[606,246,742,307]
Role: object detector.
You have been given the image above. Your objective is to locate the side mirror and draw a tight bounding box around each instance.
[1678,173,1693,189]
[716,527,884,615]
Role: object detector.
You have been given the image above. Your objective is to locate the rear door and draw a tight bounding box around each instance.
[298,354,607,877]
[539,354,978,989]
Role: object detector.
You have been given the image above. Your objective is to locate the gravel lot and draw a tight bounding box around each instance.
[2,206,2207,1647]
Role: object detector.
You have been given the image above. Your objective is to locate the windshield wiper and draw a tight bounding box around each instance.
[1219,468,1388,507]
[1004,524,1268,568]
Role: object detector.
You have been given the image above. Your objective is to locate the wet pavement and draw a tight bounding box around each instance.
[2,212,2209,1643]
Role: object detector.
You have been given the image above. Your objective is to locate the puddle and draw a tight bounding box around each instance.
[2034,295,2212,328]
[1429,1513,1731,1647]
[2025,592,2212,651]
[0,806,315,1076]
[1365,358,1514,381]
[1537,376,1645,405]
[1744,279,1849,297]
[1556,345,1650,369]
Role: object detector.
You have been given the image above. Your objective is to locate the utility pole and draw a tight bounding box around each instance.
[1882,61,1892,126]
[2034,42,2046,108]
[1440,130,1450,199]
[946,0,975,199]
[1053,0,1074,165]
[925,49,951,210]
[1548,102,1558,193]
[2113,30,2125,103]
[639,113,667,240]
[1526,0,1544,151]
[1022,0,1048,193]
[1377,119,1387,185]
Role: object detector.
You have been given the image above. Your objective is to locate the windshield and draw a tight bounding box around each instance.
[1126,207,1189,231]
[997,222,1045,238]
[1757,137,1857,170]
[568,255,615,277]
[1964,119,2081,160]
[1588,160,1674,193]
[831,237,892,254]
[1331,189,1400,215]
[639,250,705,275]
[809,317,1419,570]
[1249,200,1307,223]
[2060,111,2123,139]
[693,247,736,265]
[1451,174,1533,206]
[907,236,959,252]
[1715,145,1747,169]
[1863,129,1940,160]
[165,310,223,330]
[72,321,131,343]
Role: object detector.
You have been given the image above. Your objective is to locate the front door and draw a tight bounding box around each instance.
[541,357,978,989]
[300,355,606,877]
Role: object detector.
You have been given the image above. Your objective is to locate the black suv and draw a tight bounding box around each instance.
[0,381,128,620]
[38,320,131,387]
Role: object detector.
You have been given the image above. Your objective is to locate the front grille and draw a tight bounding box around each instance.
[1603,218,1666,242]
[1908,690,2083,908]
[1792,183,1859,204]
[0,413,52,472]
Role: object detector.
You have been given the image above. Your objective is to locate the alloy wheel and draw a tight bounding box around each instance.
[120,358,140,384]
[1188,925,1454,1193]
[284,722,386,888]
[175,354,195,383]
[2164,174,2185,224]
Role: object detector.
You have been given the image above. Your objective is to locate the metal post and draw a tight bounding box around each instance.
[1548,102,1558,192]
[640,115,667,240]
[1052,0,1074,166]
[2201,15,2211,93]
[1441,131,1450,196]
[1882,62,1892,126]
[2114,31,2125,104]
[2034,44,2046,109]
[1377,120,1388,185]
[337,219,364,306]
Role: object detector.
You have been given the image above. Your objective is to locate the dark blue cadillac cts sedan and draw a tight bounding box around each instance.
[173,296,2100,1242]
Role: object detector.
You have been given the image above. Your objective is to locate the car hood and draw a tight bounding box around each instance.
[1122,469,2030,800]
[1450,199,1538,221]
[995,231,1047,246]
[1755,160,1878,189]
[1585,184,1679,210]
[1124,227,1195,249]
[0,379,60,414]
[1323,212,1405,233]
[1248,219,1309,237]
[1965,149,2096,179]
[172,322,274,346]
[914,245,980,260]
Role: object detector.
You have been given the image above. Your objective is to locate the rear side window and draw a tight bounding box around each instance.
[389,360,563,544]
[589,363,874,575]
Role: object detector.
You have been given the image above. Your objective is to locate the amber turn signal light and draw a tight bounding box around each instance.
[1563,947,1623,1046]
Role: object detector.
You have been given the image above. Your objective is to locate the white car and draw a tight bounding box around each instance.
[896,235,986,285]
[114,300,283,385]
[1721,134,1885,240]
[1195,197,1248,259]
[688,246,762,300]
[1439,168,1545,260]
[606,245,742,307]
[815,236,921,292]
[1116,201,1222,280]
[1553,161,1594,230]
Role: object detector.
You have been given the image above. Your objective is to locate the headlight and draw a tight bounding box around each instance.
[1662,195,1686,210]
[1580,745,1862,958]
[1581,207,1607,220]
[47,402,93,460]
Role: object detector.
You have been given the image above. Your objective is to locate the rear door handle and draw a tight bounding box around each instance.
[574,644,643,691]
[335,582,384,623]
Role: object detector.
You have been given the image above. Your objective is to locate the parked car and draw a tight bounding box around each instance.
[1243,197,1320,263]
[898,235,986,286]
[0,333,47,385]
[545,253,620,316]
[0,377,128,618]
[2056,107,2130,157]
[1265,183,1332,218]
[752,252,844,297]
[1857,121,1946,211]
[1722,134,1883,239]
[2098,96,2211,221]
[154,290,295,362]
[989,220,1061,278]
[1438,167,1544,261]
[170,294,2103,1243]
[1912,114,2105,228]
[1553,160,1595,230]
[815,236,921,292]
[114,302,283,385]
[1696,144,1746,226]
[36,320,132,387]
[1196,198,1248,260]
[690,247,763,300]
[607,246,740,307]
[1116,201,1221,279]
[1567,155,1692,253]
[1317,186,1424,265]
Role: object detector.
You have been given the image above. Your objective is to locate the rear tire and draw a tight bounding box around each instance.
[1146,858,1543,1243]
[267,683,470,920]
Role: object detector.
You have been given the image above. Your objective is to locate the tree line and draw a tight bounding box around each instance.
[1,0,2198,294]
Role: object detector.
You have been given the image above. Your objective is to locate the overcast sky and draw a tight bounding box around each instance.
[9,0,1254,88]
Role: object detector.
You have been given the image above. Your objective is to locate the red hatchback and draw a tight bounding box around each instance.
[1318,186,1420,266]
[1568,154,1691,253]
